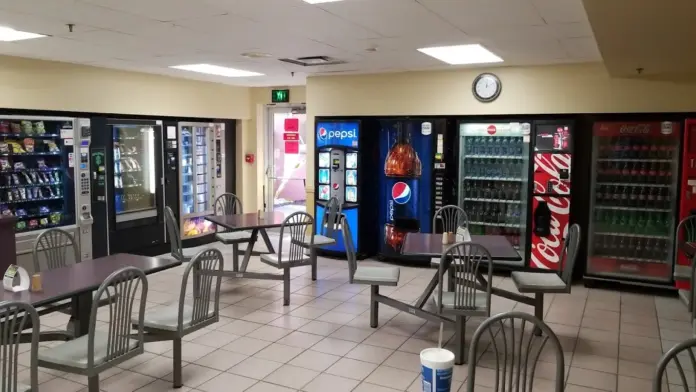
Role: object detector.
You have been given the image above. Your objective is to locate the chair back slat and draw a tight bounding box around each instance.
[0,302,38,392]
[321,197,342,239]
[433,205,469,234]
[180,248,224,332]
[654,338,696,392]
[341,216,358,281]
[277,212,313,264]
[164,206,183,260]
[560,223,581,286]
[437,242,492,313]
[214,193,243,233]
[467,312,564,392]
[33,228,79,272]
[89,267,147,369]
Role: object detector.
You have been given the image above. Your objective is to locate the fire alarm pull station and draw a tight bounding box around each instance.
[245,153,255,164]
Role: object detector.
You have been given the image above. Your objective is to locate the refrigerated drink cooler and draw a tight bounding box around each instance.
[457,122,530,266]
[585,121,680,286]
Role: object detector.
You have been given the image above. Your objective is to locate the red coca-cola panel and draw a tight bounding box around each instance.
[677,120,696,290]
[593,121,678,138]
[530,195,571,270]
[533,153,571,195]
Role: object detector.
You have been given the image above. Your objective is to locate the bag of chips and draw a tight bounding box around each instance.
[1,206,12,216]
[15,209,26,217]
[34,121,45,135]
[28,219,38,228]
[39,218,48,226]
[0,122,9,134]
[16,221,26,231]
[45,141,59,153]
[18,188,26,200]
[49,212,61,225]
[26,172,35,184]
[13,162,25,170]
[36,159,47,169]
[23,139,34,153]
[20,121,32,135]
[39,206,50,214]
[11,174,20,185]
[0,158,10,171]
[7,141,24,154]
[10,123,20,134]
[0,142,8,154]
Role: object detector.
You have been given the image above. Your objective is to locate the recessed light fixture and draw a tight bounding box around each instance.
[240,52,273,59]
[0,26,46,42]
[417,44,503,65]
[170,64,264,77]
[303,0,343,4]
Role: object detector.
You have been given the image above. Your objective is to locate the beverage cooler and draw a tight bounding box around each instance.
[91,118,164,257]
[0,115,94,269]
[378,119,450,261]
[677,119,696,291]
[457,122,530,267]
[314,120,379,258]
[585,121,680,285]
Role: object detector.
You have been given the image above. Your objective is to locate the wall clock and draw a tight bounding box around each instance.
[472,73,501,103]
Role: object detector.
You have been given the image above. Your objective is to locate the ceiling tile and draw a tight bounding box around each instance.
[81,0,228,22]
[21,1,156,31]
[417,0,545,31]
[562,37,602,60]
[0,9,98,36]
[531,0,589,23]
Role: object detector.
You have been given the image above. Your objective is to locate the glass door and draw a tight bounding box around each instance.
[265,105,307,215]
[113,124,157,222]
[179,123,214,239]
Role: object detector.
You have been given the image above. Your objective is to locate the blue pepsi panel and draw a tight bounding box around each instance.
[378,120,433,257]
[316,122,359,149]
[315,204,358,252]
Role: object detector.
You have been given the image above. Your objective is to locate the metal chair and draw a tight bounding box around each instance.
[33,227,79,273]
[165,206,197,262]
[675,215,696,311]
[466,312,565,392]
[213,193,252,270]
[260,212,315,306]
[38,267,148,392]
[0,301,39,392]
[432,205,469,234]
[135,248,223,388]
[510,223,580,330]
[435,241,493,364]
[303,197,341,280]
[653,337,696,391]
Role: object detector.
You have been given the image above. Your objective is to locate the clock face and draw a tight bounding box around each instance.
[473,73,501,102]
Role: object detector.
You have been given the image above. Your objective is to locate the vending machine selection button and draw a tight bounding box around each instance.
[332,183,339,190]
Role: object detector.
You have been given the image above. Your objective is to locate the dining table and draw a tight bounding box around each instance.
[1,253,181,340]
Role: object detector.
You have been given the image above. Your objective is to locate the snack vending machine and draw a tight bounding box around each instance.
[0,115,94,270]
[457,122,530,266]
[529,121,574,271]
[585,121,679,285]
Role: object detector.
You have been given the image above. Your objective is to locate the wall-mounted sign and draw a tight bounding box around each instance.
[283,133,299,141]
[272,89,290,103]
[284,118,299,132]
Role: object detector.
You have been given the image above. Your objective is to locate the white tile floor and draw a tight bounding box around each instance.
[24,241,694,391]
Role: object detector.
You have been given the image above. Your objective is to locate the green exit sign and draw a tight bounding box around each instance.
[272,89,290,103]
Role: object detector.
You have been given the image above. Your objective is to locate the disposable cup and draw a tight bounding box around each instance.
[420,348,454,392]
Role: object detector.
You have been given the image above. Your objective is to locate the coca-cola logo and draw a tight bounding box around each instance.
[531,196,570,269]
[533,154,571,194]
[619,124,651,134]
[487,125,497,135]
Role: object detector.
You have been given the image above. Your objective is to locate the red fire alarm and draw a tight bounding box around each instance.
[245,153,255,164]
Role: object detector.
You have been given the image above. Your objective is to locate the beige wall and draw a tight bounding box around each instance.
[305,62,696,214]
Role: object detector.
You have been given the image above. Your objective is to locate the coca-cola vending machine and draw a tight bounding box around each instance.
[585,121,680,286]
[675,119,696,292]
[529,121,574,271]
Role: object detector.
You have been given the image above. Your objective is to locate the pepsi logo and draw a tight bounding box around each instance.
[391,182,411,204]
[317,127,328,141]
[487,125,497,135]
[332,183,339,190]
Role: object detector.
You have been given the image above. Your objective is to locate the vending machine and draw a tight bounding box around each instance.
[457,122,531,267]
[529,120,574,271]
[677,119,696,292]
[314,119,379,258]
[1,115,94,270]
[585,121,680,285]
[377,119,450,261]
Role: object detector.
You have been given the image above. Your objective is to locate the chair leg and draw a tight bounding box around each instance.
[88,375,99,392]
[454,316,466,365]
[370,285,379,328]
[173,337,183,388]
[447,267,455,292]
[311,248,317,281]
[232,243,240,272]
[283,268,291,306]
[534,293,544,336]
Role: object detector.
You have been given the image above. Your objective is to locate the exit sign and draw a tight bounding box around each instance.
[272,89,290,103]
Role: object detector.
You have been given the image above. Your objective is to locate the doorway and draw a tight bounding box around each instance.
[265,105,307,215]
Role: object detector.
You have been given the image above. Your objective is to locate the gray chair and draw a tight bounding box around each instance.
[466,312,564,392]
[432,205,469,234]
[38,267,148,392]
[33,227,80,272]
[304,197,341,280]
[260,212,315,306]
[213,193,252,270]
[0,301,39,392]
[674,215,696,311]
[511,223,580,329]
[165,206,197,262]
[654,337,696,391]
[135,248,223,388]
[435,241,493,364]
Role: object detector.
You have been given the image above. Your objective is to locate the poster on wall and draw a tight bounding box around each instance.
[285,141,299,154]
[285,118,299,132]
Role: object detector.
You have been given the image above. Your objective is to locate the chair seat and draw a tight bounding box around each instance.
[433,291,488,311]
[38,330,139,369]
[511,271,567,293]
[310,234,336,247]
[260,253,310,267]
[216,231,253,244]
[353,266,400,286]
[136,303,215,332]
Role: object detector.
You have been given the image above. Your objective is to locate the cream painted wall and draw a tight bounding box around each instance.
[305,62,696,214]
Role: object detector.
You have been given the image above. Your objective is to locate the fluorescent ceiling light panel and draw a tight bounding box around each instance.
[417,44,503,65]
[303,0,344,4]
[170,64,263,77]
[0,26,46,42]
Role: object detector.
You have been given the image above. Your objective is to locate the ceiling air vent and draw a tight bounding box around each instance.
[278,56,346,66]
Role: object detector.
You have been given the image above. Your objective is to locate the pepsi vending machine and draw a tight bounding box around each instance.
[378,119,450,261]
[314,119,378,258]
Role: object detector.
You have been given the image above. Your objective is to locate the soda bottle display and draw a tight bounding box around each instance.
[384,124,422,252]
